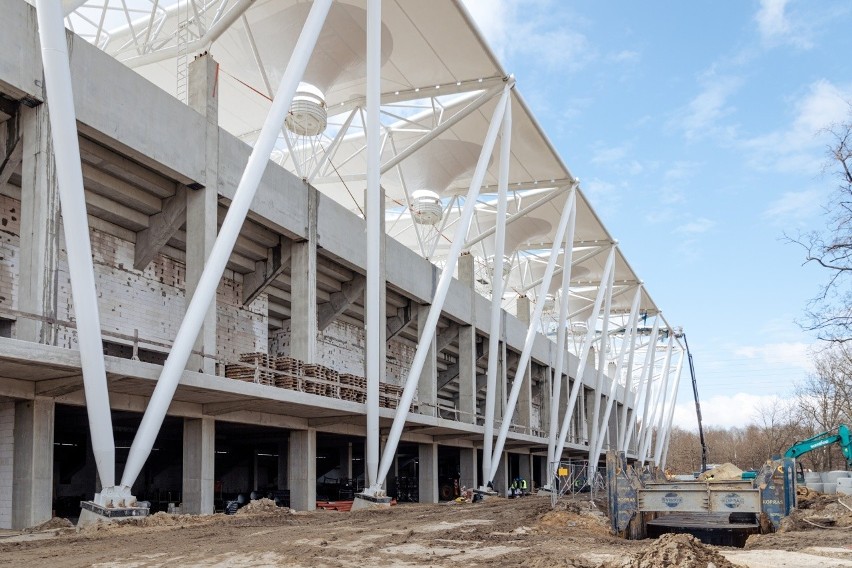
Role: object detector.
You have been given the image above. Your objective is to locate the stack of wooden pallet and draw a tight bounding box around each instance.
[379,382,404,409]
[274,357,303,390]
[339,374,367,403]
[224,352,276,386]
[303,364,340,398]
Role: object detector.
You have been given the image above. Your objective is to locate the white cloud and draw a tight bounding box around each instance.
[673,392,794,429]
[762,188,825,225]
[733,341,813,372]
[742,79,852,174]
[673,75,743,140]
[461,0,597,72]
[755,0,812,49]
[675,217,715,234]
[610,49,640,63]
[591,145,628,165]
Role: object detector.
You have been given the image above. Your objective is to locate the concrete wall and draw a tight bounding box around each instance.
[0,402,14,529]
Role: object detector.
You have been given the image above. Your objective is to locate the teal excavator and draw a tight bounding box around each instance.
[784,424,852,478]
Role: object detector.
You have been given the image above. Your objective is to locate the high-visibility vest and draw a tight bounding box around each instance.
[520,479,527,489]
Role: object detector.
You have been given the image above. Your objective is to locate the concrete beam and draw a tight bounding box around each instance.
[133,184,187,270]
[242,237,292,306]
[34,376,82,397]
[317,274,365,331]
[202,400,259,416]
[436,322,461,353]
[386,301,414,341]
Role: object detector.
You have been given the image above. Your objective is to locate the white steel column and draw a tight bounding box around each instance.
[552,247,615,468]
[375,85,512,490]
[120,0,334,490]
[655,349,685,466]
[590,287,641,461]
[622,317,660,454]
[365,0,382,490]
[488,188,577,481]
[481,99,512,487]
[546,190,577,483]
[640,334,673,465]
[34,0,115,488]
[587,263,615,465]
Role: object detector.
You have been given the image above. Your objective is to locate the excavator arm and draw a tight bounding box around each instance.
[784,424,852,468]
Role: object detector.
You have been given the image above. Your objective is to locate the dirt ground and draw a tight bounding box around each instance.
[2,494,852,567]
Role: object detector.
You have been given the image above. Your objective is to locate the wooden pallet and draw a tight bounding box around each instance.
[339,373,366,389]
[340,386,366,403]
[238,352,270,367]
[275,356,303,376]
[275,375,300,391]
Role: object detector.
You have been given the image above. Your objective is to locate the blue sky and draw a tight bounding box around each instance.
[462,0,852,429]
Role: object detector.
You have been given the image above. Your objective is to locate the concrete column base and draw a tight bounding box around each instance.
[12,398,54,530]
[351,493,392,511]
[288,429,316,511]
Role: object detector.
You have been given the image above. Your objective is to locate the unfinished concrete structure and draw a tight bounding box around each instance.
[0,0,685,528]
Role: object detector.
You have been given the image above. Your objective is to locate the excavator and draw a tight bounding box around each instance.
[784,424,852,483]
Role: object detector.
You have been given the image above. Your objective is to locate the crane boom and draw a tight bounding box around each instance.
[681,333,708,472]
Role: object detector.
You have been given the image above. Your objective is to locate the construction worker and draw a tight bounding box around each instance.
[519,477,528,496]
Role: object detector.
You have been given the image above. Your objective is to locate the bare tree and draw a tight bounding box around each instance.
[792,107,852,341]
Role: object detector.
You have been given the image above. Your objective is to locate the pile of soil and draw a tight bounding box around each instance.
[779,493,852,531]
[609,533,746,568]
[24,517,74,532]
[237,497,292,516]
[537,501,611,537]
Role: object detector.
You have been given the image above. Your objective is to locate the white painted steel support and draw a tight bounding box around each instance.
[35,0,116,489]
[590,287,642,462]
[586,255,615,463]
[364,0,382,490]
[119,0,333,490]
[551,246,615,468]
[125,0,256,68]
[375,85,512,490]
[617,330,643,451]
[463,186,569,250]
[380,82,508,176]
[545,190,578,484]
[655,349,685,467]
[487,188,577,481]
[481,91,513,488]
[640,335,673,465]
[622,317,660,454]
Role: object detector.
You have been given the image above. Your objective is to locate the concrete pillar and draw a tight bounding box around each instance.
[277,441,287,489]
[288,429,316,511]
[0,402,15,529]
[516,296,530,325]
[339,443,353,478]
[182,417,215,515]
[17,104,59,345]
[457,253,476,423]
[12,398,54,529]
[459,447,477,490]
[418,442,438,503]
[517,363,532,434]
[458,325,476,424]
[417,304,437,413]
[518,452,533,485]
[493,451,508,497]
[186,54,218,374]
[540,367,552,439]
[583,388,594,446]
[290,189,318,363]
